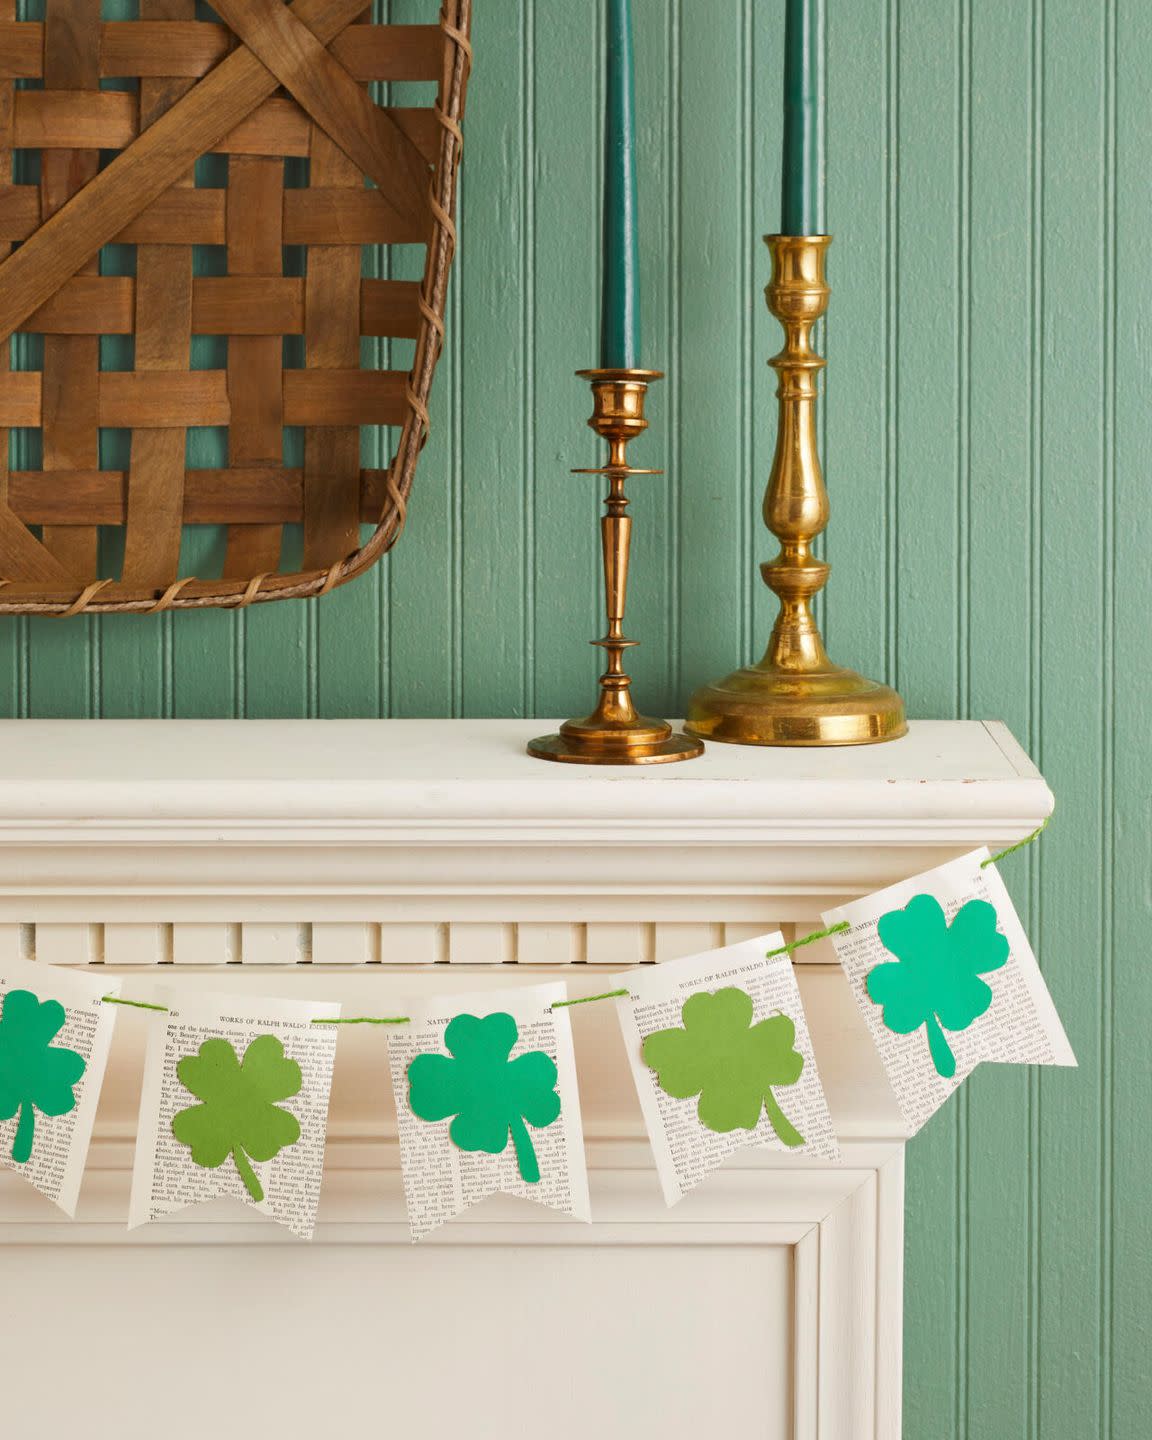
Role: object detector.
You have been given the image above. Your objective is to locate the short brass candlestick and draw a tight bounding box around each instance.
[528,369,703,765]
[686,236,906,746]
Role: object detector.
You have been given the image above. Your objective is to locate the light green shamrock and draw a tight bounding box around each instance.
[171,1035,302,1202]
[641,987,806,1145]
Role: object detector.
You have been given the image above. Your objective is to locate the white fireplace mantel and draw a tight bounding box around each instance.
[0,718,1052,1440]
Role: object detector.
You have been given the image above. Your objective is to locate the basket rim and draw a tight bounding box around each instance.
[0,0,473,617]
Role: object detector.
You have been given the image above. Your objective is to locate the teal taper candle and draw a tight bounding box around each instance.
[601,0,640,369]
[781,0,825,236]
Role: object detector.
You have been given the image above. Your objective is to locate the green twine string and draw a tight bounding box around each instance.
[981,816,1050,867]
[96,823,1049,1024]
[767,819,1051,958]
[764,923,849,959]
[312,1016,411,1025]
[552,989,629,1008]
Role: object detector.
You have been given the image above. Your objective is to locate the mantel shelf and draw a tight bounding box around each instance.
[0,715,1052,972]
[0,716,1049,839]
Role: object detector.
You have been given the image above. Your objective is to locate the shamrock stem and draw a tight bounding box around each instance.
[508,1115,540,1184]
[925,1014,957,1079]
[763,1090,805,1148]
[232,1146,265,1202]
[12,1101,34,1164]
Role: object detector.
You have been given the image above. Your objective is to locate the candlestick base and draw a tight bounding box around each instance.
[686,662,906,747]
[528,713,703,765]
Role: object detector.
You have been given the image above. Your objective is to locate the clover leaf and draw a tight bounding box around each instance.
[867,894,1010,1078]
[0,989,87,1164]
[641,987,806,1145]
[171,1035,302,1202]
[407,1012,561,1184]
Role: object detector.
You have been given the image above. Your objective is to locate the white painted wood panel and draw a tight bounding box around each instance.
[240,921,302,965]
[0,718,1052,1439]
[515,921,580,965]
[104,922,167,965]
[654,921,721,963]
[172,921,234,965]
[0,1241,796,1440]
[34,921,97,965]
[380,922,442,965]
[585,921,650,967]
[0,921,22,962]
[448,922,510,964]
[311,921,373,965]
[8,917,859,967]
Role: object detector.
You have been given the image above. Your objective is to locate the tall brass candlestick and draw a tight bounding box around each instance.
[686,236,906,746]
[528,369,703,765]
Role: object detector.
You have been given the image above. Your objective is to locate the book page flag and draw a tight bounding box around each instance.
[612,935,839,1207]
[0,956,120,1216]
[823,848,1075,1133]
[128,989,340,1240]
[388,982,590,1241]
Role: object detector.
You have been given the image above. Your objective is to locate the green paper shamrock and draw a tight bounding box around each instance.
[0,989,87,1164]
[641,987,806,1146]
[171,1035,302,1202]
[866,894,1010,1079]
[407,1012,561,1184]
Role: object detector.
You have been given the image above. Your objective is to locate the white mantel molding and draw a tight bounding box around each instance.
[0,720,1051,945]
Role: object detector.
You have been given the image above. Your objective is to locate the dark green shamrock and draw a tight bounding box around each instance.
[407,1012,561,1183]
[0,989,87,1164]
[641,987,806,1145]
[171,1035,302,1202]
[867,894,1010,1078]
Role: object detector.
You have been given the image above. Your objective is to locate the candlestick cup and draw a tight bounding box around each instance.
[528,370,703,765]
[685,236,906,746]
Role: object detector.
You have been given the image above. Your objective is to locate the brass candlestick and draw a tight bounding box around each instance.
[686,235,906,746]
[528,368,703,765]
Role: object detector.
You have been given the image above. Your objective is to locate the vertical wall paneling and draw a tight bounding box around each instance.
[0,2,1139,1432]
[675,3,746,703]
[627,0,675,714]
[894,6,963,1430]
[824,0,890,685]
[529,0,599,717]
[962,4,1038,1435]
[457,0,529,715]
[1035,3,1107,1437]
[1110,0,1150,1431]
[384,0,458,718]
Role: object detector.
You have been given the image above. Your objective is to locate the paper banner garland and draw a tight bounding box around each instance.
[822,848,1076,1133]
[128,989,340,1240]
[0,829,1077,1236]
[0,957,120,1216]
[387,983,590,1240]
[612,935,839,1207]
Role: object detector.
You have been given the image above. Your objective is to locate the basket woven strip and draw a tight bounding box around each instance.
[0,0,13,585]
[0,0,471,614]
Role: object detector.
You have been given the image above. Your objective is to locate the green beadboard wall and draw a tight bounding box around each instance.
[5,1,1147,1434]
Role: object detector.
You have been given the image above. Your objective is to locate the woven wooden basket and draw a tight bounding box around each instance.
[0,0,471,615]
